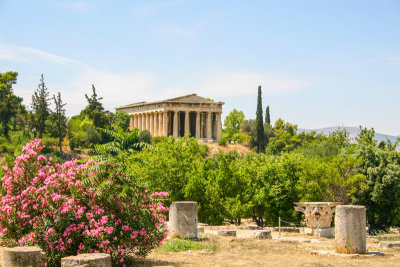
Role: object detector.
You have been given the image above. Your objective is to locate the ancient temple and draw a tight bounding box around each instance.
[115,94,224,141]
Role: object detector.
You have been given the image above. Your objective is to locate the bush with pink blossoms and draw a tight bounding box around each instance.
[0,139,168,266]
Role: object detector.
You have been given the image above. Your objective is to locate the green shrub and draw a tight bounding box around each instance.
[139,130,151,144]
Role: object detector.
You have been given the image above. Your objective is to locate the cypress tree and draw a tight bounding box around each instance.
[265,105,271,125]
[256,85,264,153]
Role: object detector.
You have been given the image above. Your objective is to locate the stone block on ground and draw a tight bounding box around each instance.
[300,227,334,237]
[379,241,400,249]
[335,205,366,254]
[273,227,300,233]
[197,226,205,234]
[2,246,45,267]
[238,225,262,230]
[61,253,111,267]
[252,230,272,239]
[169,201,198,238]
[217,230,236,237]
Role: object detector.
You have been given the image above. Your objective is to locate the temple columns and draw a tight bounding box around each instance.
[196,112,201,138]
[216,113,222,140]
[145,114,150,130]
[184,111,190,136]
[173,111,178,138]
[129,116,134,130]
[133,115,137,130]
[137,115,142,130]
[149,113,154,134]
[206,112,212,140]
[163,112,168,136]
[158,112,163,136]
[140,114,146,131]
[127,110,221,140]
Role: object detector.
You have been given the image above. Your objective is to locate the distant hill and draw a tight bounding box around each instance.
[297,126,400,145]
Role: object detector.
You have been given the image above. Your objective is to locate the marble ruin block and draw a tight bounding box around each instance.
[169,201,198,238]
[2,246,45,267]
[61,253,111,267]
[335,205,366,254]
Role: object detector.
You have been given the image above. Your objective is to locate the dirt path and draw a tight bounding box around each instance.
[142,235,400,267]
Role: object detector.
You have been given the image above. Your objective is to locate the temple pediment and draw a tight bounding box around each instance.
[164,94,212,103]
[116,94,223,110]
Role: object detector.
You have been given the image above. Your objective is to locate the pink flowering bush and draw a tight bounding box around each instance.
[0,139,168,266]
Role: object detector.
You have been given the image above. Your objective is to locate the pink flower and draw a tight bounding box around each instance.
[105,227,114,234]
[100,216,108,225]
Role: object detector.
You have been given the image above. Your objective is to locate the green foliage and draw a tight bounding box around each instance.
[0,71,22,138]
[240,119,272,148]
[138,130,152,144]
[31,74,51,138]
[224,109,245,136]
[112,111,131,131]
[356,126,377,146]
[354,144,400,232]
[329,129,351,147]
[128,137,210,217]
[266,119,319,155]
[67,116,101,150]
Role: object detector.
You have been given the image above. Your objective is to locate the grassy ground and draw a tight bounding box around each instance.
[156,238,217,252]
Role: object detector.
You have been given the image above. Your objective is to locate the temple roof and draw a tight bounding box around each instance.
[116,94,224,110]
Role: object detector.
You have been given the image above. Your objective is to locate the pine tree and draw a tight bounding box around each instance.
[53,92,67,153]
[265,105,271,125]
[81,85,108,128]
[256,85,264,153]
[0,71,22,139]
[31,74,50,138]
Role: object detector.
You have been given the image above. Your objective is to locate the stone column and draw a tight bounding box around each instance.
[129,115,134,130]
[149,113,154,135]
[173,111,179,138]
[206,112,212,140]
[141,114,145,130]
[163,112,168,136]
[137,115,142,130]
[169,201,198,238]
[184,111,190,136]
[335,205,366,254]
[158,112,163,136]
[146,113,150,131]
[153,112,158,136]
[196,112,201,138]
[216,112,222,140]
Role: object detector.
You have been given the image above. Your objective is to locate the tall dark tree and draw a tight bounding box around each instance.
[256,85,264,152]
[52,92,67,153]
[265,105,271,125]
[0,71,22,138]
[81,85,108,128]
[31,74,50,138]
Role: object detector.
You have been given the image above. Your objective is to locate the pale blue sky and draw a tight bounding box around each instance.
[1,0,399,135]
